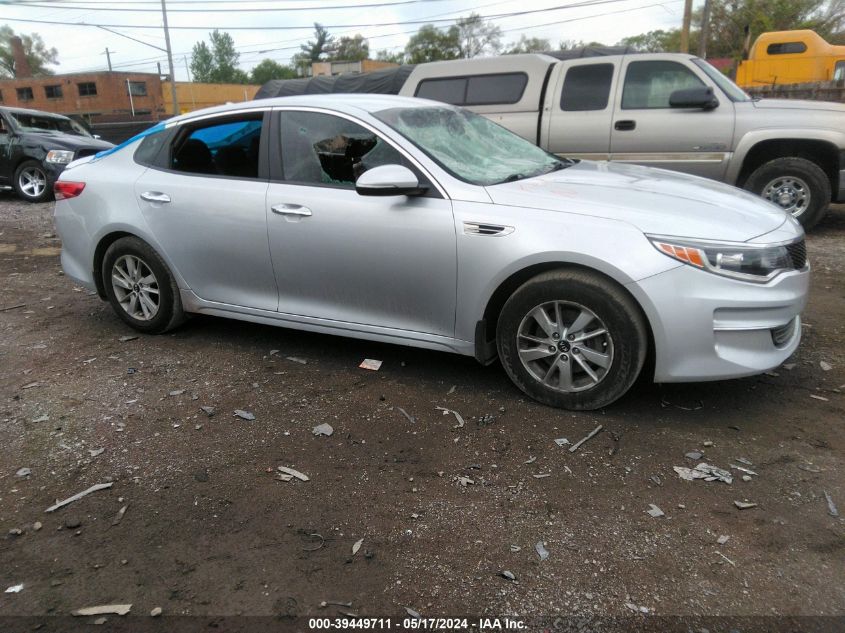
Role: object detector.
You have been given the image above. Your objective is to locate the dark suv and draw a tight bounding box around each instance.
[0,106,113,203]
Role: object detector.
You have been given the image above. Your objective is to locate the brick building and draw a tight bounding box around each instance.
[0,71,165,122]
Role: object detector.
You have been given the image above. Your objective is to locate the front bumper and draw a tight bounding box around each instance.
[628,263,810,382]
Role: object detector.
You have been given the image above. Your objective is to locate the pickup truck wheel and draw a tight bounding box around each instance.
[744,157,830,230]
[102,236,185,334]
[496,269,647,411]
[13,160,52,203]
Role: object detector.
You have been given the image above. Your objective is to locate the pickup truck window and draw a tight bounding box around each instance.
[415,73,528,106]
[561,64,614,111]
[834,60,845,82]
[622,60,704,109]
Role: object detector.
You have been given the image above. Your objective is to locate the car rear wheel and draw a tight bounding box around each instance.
[102,236,185,334]
[744,157,831,231]
[496,269,647,410]
[14,160,52,203]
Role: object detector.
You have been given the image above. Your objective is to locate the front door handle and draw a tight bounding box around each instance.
[614,120,637,131]
[140,191,171,203]
[271,203,312,217]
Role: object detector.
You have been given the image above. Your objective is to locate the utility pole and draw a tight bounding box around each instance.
[161,0,179,115]
[104,47,113,72]
[680,0,693,54]
[698,0,712,58]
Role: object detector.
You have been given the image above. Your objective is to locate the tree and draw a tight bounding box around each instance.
[292,23,335,75]
[190,30,248,83]
[455,13,502,58]
[505,35,551,54]
[249,59,297,84]
[375,49,405,64]
[618,29,680,53]
[404,24,461,63]
[329,34,369,61]
[0,26,58,77]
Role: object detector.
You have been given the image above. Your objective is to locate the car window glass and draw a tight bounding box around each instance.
[415,78,467,105]
[561,64,614,111]
[835,61,845,82]
[171,117,262,178]
[622,60,705,109]
[279,111,407,187]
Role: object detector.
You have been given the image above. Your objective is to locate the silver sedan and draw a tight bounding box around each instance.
[53,95,809,410]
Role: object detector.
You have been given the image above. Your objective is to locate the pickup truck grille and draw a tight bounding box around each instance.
[786,239,807,269]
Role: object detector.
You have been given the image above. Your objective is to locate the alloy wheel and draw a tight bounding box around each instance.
[516,300,614,393]
[19,167,47,199]
[111,255,160,321]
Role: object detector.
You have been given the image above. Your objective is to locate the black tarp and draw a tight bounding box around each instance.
[255,64,417,100]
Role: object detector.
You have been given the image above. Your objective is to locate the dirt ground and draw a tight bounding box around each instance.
[0,194,843,632]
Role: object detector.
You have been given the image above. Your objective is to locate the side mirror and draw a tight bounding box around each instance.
[355,164,426,197]
[669,86,719,110]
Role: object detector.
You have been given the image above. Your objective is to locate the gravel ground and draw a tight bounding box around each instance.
[0,194,843,632]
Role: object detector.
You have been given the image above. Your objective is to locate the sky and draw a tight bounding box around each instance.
[1,0,692,80]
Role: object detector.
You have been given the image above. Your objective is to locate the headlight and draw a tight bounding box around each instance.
[45,150,75,164]
[648,235,806,282]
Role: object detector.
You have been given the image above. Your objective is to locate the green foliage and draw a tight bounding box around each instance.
[249,59,297,85]
[404,24,461,63]
[190,30,248,84]
[292,23,336,75]
[329,34,369,62]
[375,49,405,64]
[505,35,551,54]
[0,26,58,78]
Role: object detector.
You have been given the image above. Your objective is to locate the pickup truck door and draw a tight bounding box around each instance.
[542,60,619,159]
[609,58,735,180]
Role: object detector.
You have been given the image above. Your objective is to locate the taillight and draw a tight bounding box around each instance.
[54,181,86,200]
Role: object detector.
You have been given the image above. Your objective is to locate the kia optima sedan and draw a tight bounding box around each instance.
[53,95,809,410]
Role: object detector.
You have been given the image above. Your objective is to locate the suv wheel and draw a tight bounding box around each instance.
[14,160,52,203]
[744,157,831,231]
[496,269,647,410]
[102,236,185,334]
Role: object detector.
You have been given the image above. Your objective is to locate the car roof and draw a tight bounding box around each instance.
[0,105,70,120]
[170,93,443,126]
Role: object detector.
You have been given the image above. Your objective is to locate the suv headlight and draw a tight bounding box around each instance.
[648,235,806,282]
[46,150,75,164]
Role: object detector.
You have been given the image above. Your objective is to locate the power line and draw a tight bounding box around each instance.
[1,0,459,12]
[0,0,651,30]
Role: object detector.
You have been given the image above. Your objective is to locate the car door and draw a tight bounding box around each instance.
[543,60,619,159]
[610,58,735,180]
[134,110,278,311]
[265,108,457,337]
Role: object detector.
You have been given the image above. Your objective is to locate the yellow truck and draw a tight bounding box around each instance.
[736,30,845,87]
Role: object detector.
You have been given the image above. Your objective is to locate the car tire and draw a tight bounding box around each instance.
[13,160,53,203]
[496,269,647,411]
[744,157,830,231]
[102,236,185,334]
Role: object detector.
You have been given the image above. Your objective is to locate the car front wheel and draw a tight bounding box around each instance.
[496,269,647,410]
[102,236,185,334]
[14,160,52,203]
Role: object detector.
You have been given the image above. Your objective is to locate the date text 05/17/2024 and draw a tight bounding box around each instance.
[308,617,527,630]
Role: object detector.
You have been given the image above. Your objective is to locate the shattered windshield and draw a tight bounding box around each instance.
[373,106,571,186]
[10,112,92,137]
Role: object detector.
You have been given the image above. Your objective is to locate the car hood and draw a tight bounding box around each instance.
[751,98,845,113]
[485,161,789,242]
[23,131,113,151]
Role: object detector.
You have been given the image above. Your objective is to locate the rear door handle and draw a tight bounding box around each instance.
[140,191,171,203]
[271,203,312,217]
[614,120,636,131]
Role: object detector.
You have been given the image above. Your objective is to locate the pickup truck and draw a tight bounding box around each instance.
[398,51,845,230]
